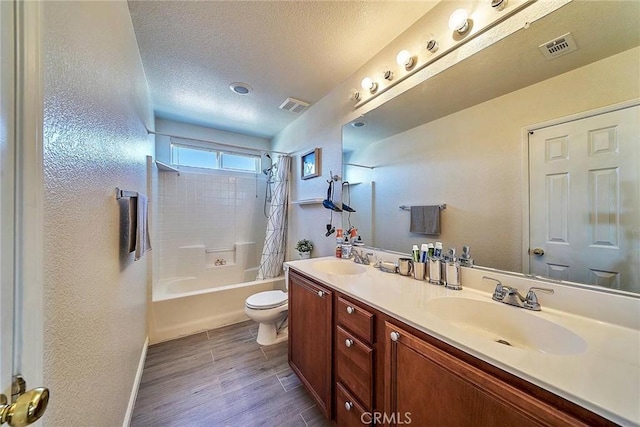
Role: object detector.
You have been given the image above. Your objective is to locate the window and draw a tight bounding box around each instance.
[171,143,260,173]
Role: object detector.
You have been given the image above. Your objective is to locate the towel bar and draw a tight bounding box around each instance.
[115,187,138,199]
[400,204,446,210]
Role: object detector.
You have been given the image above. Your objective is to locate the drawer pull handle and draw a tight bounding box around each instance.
[317,290,324,297]
[390,331,400,342]
[345,401,353,411]
[345,339,354,348]
[346,306,355,314]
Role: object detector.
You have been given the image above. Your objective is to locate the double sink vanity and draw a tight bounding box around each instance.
[285,256,640,426]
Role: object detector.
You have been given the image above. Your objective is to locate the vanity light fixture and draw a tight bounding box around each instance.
[396,50,415,70]
[361,77,378,93]
[491,0,508,11]
[448,9,470,34]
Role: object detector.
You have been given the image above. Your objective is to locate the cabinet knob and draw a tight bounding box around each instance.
[317,290,324,297]
[345,339,354,348]
[344,401,353,411]
[390,331,400,342]
[346,306,355,314]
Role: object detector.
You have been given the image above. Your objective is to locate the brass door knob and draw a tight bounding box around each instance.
[0,388,49,427]
[531,248,545,256]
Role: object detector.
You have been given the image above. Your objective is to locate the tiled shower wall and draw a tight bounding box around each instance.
[156,169,268,279]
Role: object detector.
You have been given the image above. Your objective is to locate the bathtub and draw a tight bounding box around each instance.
[150,275,286,343]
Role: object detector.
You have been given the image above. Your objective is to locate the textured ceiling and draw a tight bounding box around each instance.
[128,1,438,139]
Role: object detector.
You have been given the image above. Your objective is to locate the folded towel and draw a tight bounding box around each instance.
[134,193,151,260]
[410,205,441,235]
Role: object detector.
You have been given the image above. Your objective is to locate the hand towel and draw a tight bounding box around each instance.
[410,205,441,235]
[134,193,151,260]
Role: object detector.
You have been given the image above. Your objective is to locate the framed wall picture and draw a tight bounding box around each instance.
[301,148,321,180]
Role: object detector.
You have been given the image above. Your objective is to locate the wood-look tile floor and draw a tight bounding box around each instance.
[131,321,333,427]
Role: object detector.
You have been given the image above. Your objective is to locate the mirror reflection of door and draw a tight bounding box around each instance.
[529,105,640,292]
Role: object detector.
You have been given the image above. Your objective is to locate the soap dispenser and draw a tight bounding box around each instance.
[445,248,462,290]
[341,235,352,259]
[460,245,474,268]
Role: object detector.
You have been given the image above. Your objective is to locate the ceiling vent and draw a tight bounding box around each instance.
[279,97,310,114]
[539,33,578,60]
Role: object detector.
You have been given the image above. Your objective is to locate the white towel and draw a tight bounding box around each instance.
[134,193,151,260]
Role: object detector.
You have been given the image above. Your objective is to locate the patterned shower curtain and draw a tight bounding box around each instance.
[257,155,291,279]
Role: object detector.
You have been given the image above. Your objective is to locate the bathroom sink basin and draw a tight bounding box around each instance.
[312,260,366,276]
[426,297,587,355]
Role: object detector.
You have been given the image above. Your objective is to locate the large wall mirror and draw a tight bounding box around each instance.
[342,1,639,294]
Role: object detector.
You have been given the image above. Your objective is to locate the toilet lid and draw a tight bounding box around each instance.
[245,290,288,310]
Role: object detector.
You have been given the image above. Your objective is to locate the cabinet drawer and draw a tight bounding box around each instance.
[336,326,373,409]
[337,297,374,344]
[337,382,371,427]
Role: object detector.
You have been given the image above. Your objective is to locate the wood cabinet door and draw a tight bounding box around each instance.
[288,270,333,418]
[384,322,588,427]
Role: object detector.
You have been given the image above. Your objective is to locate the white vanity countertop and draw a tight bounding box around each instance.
[285,257,640,426]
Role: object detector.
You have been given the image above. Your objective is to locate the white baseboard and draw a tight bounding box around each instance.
[123,336,149,427]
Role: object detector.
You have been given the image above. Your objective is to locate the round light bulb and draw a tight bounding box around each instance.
[360,77,378,93]
[396,50,412,67]
[448,9,469,32]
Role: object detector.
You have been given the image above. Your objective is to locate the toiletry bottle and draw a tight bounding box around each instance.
[425,243,434,282]
[336,229,343,258]
[445,248,462,290]
[429,243,442,285]
[412,245,420,262]
[420,243,428,263]
[436,246,449,286]
[460,245,474,268]
[341,235,352,259]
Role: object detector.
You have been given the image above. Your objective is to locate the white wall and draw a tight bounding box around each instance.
[42,2,153,426]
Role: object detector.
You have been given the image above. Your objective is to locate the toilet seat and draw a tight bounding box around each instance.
[245,290,288,310]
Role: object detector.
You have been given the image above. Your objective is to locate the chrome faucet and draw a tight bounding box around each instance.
[484,276,554,311]
[353,250,374,265]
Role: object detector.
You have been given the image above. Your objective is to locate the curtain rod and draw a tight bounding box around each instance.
[146,129,292,156]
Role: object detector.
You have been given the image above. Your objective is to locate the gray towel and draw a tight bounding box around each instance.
[410,205,441,235]
[134,193,152,260]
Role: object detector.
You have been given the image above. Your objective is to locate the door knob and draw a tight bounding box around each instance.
[344,401,353,411]
[345,339,354,348]
[530,248,545,256]
[317,290,324,297]
[346,306,354,314]
[0,388,49,427]
[390,331,400,342]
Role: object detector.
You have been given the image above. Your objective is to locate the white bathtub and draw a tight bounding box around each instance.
[150,275,285,343]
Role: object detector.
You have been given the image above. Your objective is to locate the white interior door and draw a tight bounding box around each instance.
[0,0,17,400]
[529,105,640,291]
[1,1,47,424]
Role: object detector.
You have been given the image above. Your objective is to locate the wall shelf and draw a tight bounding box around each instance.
[156,160,180,175]
[292,198,324,206]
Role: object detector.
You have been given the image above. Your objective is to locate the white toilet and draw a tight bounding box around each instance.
[244,289,288,345]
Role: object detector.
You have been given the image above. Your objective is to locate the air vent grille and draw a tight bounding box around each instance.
[279,97,310,114]
[539,33,578,60]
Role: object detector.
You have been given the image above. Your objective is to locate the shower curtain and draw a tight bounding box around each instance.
[257,155,291,279]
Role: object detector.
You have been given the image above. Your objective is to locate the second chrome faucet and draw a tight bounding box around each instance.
[484,276,554,311]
